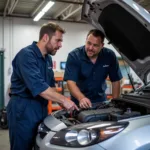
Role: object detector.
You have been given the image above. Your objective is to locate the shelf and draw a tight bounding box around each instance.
[55,77,63,81]
[56,87,62,92]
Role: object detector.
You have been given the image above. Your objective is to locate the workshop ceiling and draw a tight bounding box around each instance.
[0,0,150,23]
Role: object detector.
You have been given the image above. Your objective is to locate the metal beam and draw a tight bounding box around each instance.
[0,13,86,23]
[3,0,10,17]
[63,5,82,20]
[45,0,83,5]
[8,0,19,15]
[43,16,86,23]
[54,0,83,20]
[31,0,45,17]
[10,13,30,17]
[54,4,73,19]
[75,14,81,21]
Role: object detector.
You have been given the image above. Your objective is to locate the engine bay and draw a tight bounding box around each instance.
[52,99,150,126]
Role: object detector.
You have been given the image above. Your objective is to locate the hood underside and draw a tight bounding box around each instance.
[82,0,150,83]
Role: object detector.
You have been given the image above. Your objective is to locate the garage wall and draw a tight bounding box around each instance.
[12,18,93,69]
[11,18,120,67]
[0,17,133,105]
[1,17,96,105]
[0,17,3,48]
[2,18,13,106]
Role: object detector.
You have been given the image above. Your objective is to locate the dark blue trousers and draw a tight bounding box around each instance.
[7,95,47,150]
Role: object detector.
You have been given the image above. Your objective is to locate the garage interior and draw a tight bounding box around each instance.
[0,0,150,149]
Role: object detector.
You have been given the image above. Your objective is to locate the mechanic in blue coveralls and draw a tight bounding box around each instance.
[64,29,122,109]
[7,22,78,150]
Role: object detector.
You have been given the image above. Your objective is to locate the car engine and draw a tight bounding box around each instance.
[52,99,146,126]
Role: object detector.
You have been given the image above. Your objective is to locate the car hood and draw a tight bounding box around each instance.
[82,0,150,83]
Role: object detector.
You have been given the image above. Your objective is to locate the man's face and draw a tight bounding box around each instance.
[45,30,63,55]
[85,34,104,59]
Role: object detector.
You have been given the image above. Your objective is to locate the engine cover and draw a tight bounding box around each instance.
[77,107,123,123]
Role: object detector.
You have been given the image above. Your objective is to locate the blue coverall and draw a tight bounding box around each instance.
[7,42,55,150]
[64,46,122,105]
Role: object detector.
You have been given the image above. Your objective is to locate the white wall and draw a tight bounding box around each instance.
[3,18,13,105]
[1,17,94,105]
[10,18,93,69]
[0,18,2,47]
[11,18,120,69]
[0,17,138,105]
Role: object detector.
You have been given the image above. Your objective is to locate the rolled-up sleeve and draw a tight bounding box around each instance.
[108,52,123,82]
[17,51,49,97]
[64,53,80,82]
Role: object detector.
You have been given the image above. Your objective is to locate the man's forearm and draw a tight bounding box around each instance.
[112,81,121,98]
[52,87,57,92]
[40,87,67,104]
[67,80,85,102]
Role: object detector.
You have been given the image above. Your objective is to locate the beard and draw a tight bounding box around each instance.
[86,47,101,59]
[45,42,58,56]
[86,49,97,58]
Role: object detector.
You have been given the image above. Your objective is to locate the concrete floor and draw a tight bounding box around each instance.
[0,129,10,150]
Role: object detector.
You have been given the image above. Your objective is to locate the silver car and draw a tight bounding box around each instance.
[35,0,150,150]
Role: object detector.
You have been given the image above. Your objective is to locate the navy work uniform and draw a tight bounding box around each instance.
[7,42,55,150]
[64,46,122,105]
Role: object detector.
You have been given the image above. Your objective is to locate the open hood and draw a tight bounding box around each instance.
[82,0,150,84]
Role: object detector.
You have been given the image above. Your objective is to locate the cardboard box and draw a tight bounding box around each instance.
[54,71,64,78]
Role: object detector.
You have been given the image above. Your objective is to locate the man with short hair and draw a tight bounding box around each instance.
[7,22,78,150]
[64,29,122,108]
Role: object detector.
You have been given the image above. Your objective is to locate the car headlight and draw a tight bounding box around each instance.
[50,122,128,147]
[38,122,50,139]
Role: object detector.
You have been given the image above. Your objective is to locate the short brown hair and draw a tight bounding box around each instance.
[87,29,105,43]
[39,22,65,40]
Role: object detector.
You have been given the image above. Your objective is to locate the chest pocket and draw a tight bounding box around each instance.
[80,62,93,79]
[97,63,110,80]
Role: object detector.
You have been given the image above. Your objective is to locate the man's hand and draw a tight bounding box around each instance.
[62,99,79,111]
[79,97,92,108]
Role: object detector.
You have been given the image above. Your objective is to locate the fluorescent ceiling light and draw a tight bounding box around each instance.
[42,1,54,12]
[33,1,55,21]
[33,11,45,21]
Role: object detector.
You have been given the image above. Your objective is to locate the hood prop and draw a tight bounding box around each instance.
[120,55,135,92]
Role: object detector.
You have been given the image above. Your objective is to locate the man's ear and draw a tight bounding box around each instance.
[42,34,49,43]
[101,42,104,48]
